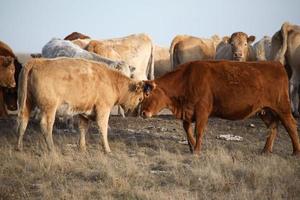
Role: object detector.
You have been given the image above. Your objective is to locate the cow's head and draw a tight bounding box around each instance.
[120,81,154,114]
[141,81,169,118]
[3,87,18,111]
[0,56,16,88]
[226,32,255,61]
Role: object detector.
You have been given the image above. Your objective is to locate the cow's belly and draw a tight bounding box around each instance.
[212,101,262,120]
[56,101,95,117]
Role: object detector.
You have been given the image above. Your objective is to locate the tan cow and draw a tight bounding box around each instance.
[169,35,227,69]
[216,32,256,61]
[86,33,155,80]
[16,57,147,153]
[154,45,171,78]
[253,36,271,61]
[270,22,300,116]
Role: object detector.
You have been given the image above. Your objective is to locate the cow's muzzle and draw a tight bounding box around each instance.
[141,111,152,118]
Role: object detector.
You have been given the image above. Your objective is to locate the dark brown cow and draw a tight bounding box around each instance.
[141,60,300,156]
[0,41,22,117]
[64,32,91,41]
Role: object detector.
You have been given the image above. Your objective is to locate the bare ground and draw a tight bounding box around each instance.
[0,114,299,200]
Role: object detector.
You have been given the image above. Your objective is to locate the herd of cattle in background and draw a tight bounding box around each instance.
[0,21,300,156]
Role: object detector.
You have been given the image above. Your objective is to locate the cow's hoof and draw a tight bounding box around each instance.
[79,146,87,152]
[105,151,112,155]
[192,150,201,157]
[261,149,272,155]
[292,150,300,156]
[15,145,23,152]
[292,111,300,118]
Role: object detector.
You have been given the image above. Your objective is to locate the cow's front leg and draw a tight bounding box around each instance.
[289,73,300,117]
[96,107,111,153]
[118,106,125,118]
[78,115,89,151]
[182,120,195,153]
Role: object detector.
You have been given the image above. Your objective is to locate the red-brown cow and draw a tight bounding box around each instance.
[0,41,22,116]
[141,60,300,156]
[64,32,91,41]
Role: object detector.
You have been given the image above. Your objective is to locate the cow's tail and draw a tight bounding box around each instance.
[169,37,177,70]
[148,42,155,80]
[18,61,34,117]
[276,22,291,65]
[170,35,185,70]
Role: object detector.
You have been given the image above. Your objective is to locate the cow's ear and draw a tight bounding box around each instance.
[247,35,256,44]
[1,56,13,67]
[131,81,144,93]
[143,81,156,96]
[222,36,230,44]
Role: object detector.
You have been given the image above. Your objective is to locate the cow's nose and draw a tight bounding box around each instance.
[233,52,242,58]
[141,111,146,117]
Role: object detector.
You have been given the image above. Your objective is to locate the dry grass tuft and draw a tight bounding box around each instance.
[0,116,299,199]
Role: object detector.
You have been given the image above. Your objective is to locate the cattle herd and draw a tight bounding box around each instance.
[0,22,300,157]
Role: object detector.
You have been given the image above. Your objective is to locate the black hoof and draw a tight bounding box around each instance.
[292,111,300,118]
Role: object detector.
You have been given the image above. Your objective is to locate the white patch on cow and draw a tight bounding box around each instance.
[56,102,94,117]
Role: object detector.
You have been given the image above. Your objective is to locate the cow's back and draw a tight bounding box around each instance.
[183,61,288,118]
[25,58,117,113]
[158,60,288,119]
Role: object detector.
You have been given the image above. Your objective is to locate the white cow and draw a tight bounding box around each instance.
[86,33,155,81]
[270,22,300,116]
[253,36,271,61]
[42,38,135,77]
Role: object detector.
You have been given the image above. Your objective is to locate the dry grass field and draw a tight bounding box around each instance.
[0,114,299,200]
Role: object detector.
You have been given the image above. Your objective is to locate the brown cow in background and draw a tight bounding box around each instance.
[64,32,91,41]
[141,60,300,156]
[0,41,22,116]
[0,56,16,88]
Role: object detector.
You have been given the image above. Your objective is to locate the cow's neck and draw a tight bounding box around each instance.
[114,73,132,105]
[156,71,188,120]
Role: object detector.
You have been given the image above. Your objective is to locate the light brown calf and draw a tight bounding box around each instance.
[17,58,147,153]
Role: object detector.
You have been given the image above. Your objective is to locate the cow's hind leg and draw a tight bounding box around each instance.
[78,115,89,151]
[16,103,31,151]
[96,107,111,153]
[277,112,300,155]
[289,73,300,117]
[40,108,56,153]
[259,109,279,154]
[193,108,209,155]
[182,121,196,153]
